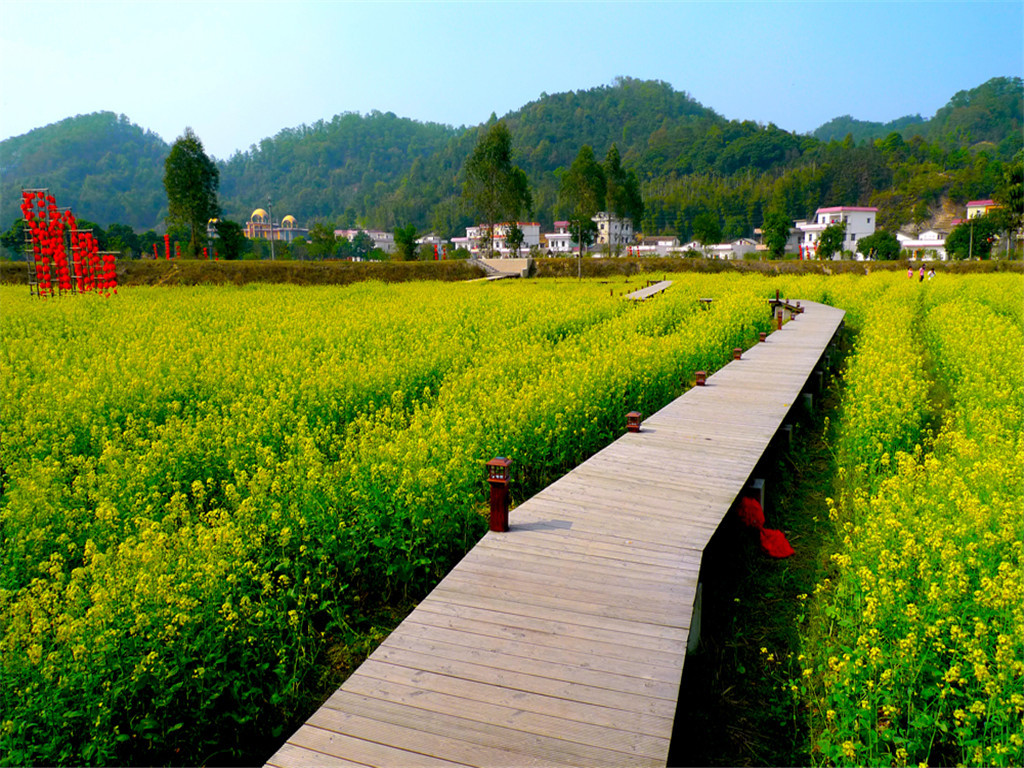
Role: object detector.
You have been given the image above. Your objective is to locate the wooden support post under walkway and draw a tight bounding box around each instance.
[266,300,846,768]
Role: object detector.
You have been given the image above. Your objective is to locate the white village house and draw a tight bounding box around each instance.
[593,212,634,248]
[544,221,575,254]
[795,206,877,259]
[334,228,396,254]
[896,229,948,260]
[451,222,541,256]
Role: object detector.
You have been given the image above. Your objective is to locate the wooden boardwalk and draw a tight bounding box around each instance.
[267,300,845,768]
[624,280,673,301]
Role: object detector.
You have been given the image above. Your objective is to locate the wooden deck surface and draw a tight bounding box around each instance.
[267,300,845,768]
[624,280,673,300]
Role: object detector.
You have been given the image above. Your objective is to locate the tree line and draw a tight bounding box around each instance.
[2,77,1021,260]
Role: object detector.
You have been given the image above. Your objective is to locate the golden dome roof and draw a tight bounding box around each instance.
[251,208,268,221]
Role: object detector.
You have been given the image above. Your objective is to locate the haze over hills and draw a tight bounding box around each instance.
[1,76,1020,243]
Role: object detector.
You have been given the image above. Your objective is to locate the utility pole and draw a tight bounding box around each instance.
[267,197,276,261]
[968,218,974,260]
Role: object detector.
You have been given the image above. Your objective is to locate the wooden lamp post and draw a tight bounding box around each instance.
[486,457,512,532]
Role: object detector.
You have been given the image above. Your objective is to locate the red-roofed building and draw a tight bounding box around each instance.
[966,199,1001,219]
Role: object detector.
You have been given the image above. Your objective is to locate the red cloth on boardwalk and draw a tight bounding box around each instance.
[737,497,794,558]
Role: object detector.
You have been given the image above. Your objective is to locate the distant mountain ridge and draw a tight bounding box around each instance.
[812,77,1022,152]
[1,76,1020,241]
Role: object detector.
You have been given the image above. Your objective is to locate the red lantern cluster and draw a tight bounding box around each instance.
[19,189,117,298]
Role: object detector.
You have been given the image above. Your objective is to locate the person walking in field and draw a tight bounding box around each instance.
[908,267,913,279]
[928,268,935,280]
[919,266,925,282]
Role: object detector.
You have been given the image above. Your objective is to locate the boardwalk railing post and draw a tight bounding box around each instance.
[759,332,767,343]
[733,347,742,360]
[486,457,512,532]
[626,411,642,433]
[695,370,707,386]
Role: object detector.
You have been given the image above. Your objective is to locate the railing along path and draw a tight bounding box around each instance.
[267,299,845,768]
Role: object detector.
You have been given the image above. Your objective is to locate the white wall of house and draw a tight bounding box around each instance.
[460,222,541,256]
[897,229,948,260]
[796,206,877,257]
[594,212,634,246]
[544,221,575,253]
[333,228,395,254]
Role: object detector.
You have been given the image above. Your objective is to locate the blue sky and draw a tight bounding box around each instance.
[1,1,1021,160]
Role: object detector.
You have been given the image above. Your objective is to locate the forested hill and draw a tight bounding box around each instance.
[1,76,1021,242]
[811,77,1023,153]
[0,112,169,230]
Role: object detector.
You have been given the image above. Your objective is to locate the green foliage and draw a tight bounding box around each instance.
[307,222,337,260]
[761,210,792,258]
[692,211,722,245]
[350,231,374,261]
[946,214,1001,259]
[462,122,532,253]
[164,128,220,257]
[505,224,525,256]
[2,76,1020,246]
[558,145,605,256]
[996,150,1023,232]
[213,219,249,260]
[393,224,417,260]
[856,229,901,260]
[0,219,27,256]
[105,223,141,258]
[0,112,168,231]
[814,113,927,144]
[817,222,847,259]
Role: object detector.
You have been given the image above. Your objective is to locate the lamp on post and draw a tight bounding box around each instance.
[486,457,512,532]
[626,411,642,433]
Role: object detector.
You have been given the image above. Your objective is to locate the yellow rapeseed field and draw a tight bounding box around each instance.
[1,271,1020,766]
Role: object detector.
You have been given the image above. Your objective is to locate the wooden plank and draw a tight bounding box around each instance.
[412,598,689,658]
[350,659,677,737]
[306,705,570,767]
[372,630,681,699]
[420,586,689,643]
[320,691,658,768]
[433,570,696,628]
[353,648,680,721]
[266,300,845,768]
[404,607,685,670]
[337,676,670,760]
[285,725,470,767]
[267,741,372,768]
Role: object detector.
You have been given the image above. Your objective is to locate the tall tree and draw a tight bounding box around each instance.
[946,214,999,259]
[163,127,219,257]
[213,219,248,260]
[856,229,901,260]
[559,145,605,275]
[760,210,792,258]
[691,211,722,246]
[462,122,532,255]
[505,223,525,257]
[816,222,847,259]
[308,222,338,260]
[394,224,418,260]
[996,149,1023,236]
[351,230,374,260]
